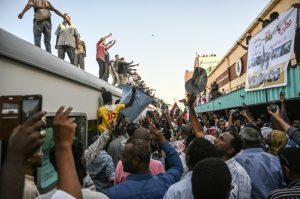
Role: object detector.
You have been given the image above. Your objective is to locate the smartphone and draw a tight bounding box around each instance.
[22,95,42,124]
[0,96,22,140]
[269,104,278,113]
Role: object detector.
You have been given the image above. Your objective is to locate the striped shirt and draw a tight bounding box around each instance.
[226,158,252,199]
[267,180,300,199]
[84,130,111,165]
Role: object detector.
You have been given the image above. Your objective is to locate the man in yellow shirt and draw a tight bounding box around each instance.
[98,88,136,133]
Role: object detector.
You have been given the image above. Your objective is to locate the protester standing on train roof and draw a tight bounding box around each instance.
[55,13,79,65]
[18,0,70,53]
[96,33,116,81]
[75,34,86,70]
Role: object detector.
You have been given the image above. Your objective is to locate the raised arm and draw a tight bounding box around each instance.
[101,33,112,42]
[188,94,205,138]
[49,3,70,25]
[163,110,175,133]
[227,110,234,127]
[240,110,254,124]
[280,92,290,124]
[268,106,300,146]
[0,111,46,199]
[106,40,116,50]
[52,107,82,199]
[106,40,114,46]
[84,128,112,165]
[126,64,139,68]
[149,123,183,184]
[125,87,137,108]
[18,3,33,19]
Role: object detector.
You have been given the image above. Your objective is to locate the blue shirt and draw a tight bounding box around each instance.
[107,141,183,199]
[87,151,115,193]
[235,148,285,199]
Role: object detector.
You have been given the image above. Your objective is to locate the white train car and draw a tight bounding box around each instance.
[0,28,122,119]
[0,28,124,192]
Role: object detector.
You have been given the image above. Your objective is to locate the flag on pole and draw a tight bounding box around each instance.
[170,102,180,116]
[179,98,188,106]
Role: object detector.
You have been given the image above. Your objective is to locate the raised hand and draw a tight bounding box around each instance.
[18,13,24,19]
[187,94,196,106]
[280,92,285,103]
[8,111,46,160]
[52,106,76,149]
[267,105,280,119]
[149,123,164,143]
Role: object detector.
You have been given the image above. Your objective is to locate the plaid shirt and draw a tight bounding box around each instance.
[84,130,111,165]
[226,158,252,199]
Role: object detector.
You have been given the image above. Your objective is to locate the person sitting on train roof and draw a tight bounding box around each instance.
[0,107,82,199]
[97,87,136,134]
[18,0,70,53]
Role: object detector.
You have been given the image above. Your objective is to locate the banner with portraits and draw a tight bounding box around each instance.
[245,8,297,91]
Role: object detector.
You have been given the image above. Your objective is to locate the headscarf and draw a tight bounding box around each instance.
[268,130,288,156]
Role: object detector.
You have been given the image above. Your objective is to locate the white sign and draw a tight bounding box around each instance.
[245,8,297,91]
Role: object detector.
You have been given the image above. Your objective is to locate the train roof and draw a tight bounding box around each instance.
[0,28,122,97]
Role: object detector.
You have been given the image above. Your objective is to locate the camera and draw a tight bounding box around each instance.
[269,104,277,113]
[230,109,244,121]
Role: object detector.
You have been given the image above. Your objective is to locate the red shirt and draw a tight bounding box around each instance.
[96,40,106,61]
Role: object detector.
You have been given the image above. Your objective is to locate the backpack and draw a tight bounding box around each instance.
[33,0,51,21]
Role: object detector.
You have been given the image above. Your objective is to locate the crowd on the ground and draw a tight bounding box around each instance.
[1,89,300,199]
[8,1,300,199]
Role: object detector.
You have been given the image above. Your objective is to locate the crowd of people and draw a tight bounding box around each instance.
[8,1,300,199]
[18,0,166,110]
[1,89,300,199]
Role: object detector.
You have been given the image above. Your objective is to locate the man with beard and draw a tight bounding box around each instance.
[188,94,251,199]
[214,131,252,199]
[107,124,183,199]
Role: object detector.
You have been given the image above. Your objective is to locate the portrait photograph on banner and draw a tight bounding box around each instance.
[245,7,297,91]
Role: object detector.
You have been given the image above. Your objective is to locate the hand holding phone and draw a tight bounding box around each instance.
[22,95,42,124]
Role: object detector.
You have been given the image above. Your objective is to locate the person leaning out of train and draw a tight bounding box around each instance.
[98,87,136,134]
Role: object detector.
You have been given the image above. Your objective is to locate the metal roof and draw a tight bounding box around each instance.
[195,65,300,113]
[0,28,122,97]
